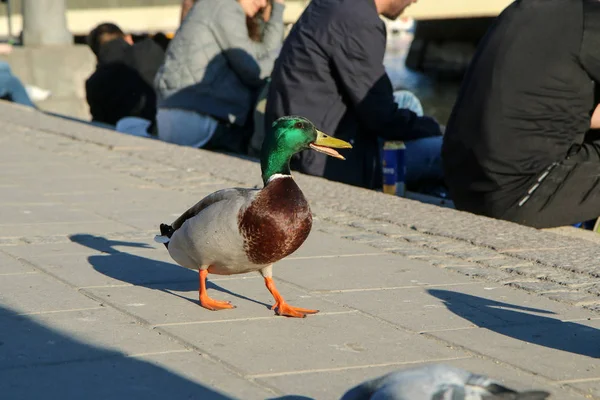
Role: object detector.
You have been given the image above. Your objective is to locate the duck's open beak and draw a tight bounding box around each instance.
[309,130,353,160]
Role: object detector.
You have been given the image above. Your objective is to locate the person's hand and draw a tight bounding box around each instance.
[261,0,273,21]
[591,103,600,129]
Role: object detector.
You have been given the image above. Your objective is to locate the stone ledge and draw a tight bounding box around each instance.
[3,101,599,312]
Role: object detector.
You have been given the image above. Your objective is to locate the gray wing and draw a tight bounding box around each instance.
[171,188,253,231]
[467,373,550,400]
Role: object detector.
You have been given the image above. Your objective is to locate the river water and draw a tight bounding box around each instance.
[383,32,464,125]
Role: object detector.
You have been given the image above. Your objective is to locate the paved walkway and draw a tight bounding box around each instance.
[1,102,599,399]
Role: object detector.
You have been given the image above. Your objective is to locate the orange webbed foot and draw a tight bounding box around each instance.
[264,276,319,318]
[199,296,236,311]
[272,302,319,318]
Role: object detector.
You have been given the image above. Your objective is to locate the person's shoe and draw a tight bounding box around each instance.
[25,85,51,102]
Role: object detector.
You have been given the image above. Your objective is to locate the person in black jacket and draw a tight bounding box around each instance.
[264,0,443,190]
[85,23,165,130]
[442,0,600,229]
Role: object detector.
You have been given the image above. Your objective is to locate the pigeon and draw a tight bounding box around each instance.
[340,364,551,400]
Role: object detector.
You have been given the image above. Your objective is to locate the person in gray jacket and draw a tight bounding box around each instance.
[154,0,285,154]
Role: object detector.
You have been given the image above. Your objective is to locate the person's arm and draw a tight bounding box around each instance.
[331,23,441,140]
[212,0,285,88]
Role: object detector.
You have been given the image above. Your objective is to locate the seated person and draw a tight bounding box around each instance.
[264,0,443,190]
[85,23,165,131]
[442,0,600,229]
[153,0,284,155]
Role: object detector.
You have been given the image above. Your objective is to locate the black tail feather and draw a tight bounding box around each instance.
[160,223,174,238]
[158,223,175,248]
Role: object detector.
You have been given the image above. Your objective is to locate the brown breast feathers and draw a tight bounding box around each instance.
[238,177,312,265]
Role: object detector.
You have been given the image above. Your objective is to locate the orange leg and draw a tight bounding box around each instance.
[199,269,235,311]
[264,277,319,318]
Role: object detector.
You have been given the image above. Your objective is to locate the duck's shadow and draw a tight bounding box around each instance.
[429,289,600,358]
[69,234,271,309]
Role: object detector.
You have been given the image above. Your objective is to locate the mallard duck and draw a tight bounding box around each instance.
[154,116,352,318]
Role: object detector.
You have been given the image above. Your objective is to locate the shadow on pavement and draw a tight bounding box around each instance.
[428,289,600,358]
[68,233,271,309]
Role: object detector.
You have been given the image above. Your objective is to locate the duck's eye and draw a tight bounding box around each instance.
[295,122,303,129]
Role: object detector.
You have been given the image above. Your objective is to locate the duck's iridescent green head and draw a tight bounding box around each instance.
[260,116,352,185]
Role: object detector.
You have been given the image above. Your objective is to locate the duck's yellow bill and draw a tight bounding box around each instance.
[309,130,353,160]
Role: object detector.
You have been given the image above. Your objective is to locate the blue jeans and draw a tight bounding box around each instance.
[389,90,443,186]
[0,62,35,108]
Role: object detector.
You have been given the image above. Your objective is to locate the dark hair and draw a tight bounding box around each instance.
[246,16,261,42]
[87,23,125,56]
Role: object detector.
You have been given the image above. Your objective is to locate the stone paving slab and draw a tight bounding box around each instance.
[281,231,385,258]
[275,253,473,292]
[0,272,100,315]
[4,240,124,258]
[161,311,464,376]
[429,318,600,381]
[0,351,274,400]
[570,380,600,399]
[0,205,107,225]
[7,244,197,288]
[1,102,600,399]
[40,187,178,208]
[91,208,187,231]
[0,320,273,400]
[0,307,184,369]
[0,220,137,237]
[0,252,36,274]
[323,283,600,333]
